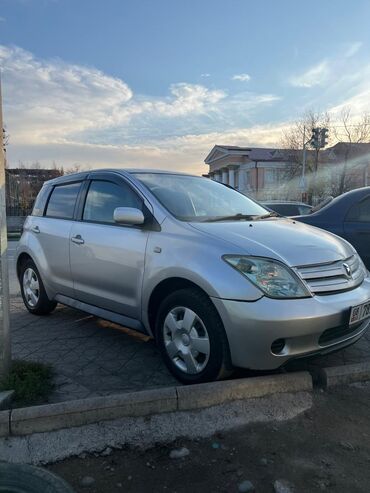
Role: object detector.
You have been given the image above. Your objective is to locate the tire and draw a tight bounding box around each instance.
[155,288,233,384]
[20,258,57,315]
[0,463,75,493]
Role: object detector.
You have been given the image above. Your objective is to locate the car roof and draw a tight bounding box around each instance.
[44,168,200,186]
[262,201,311,206]
[308,186,370,217]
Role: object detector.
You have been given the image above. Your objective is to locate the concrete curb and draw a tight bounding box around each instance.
[0,371,312,438]
[177,372,312,410]
[0,390,14,411]
[0,410,10,437]
[0,391,313,465]
[317,362,370,388]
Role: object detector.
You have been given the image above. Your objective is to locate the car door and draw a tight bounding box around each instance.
[69,174,149,320]
[30,180,82,297]
[343,195,370,269]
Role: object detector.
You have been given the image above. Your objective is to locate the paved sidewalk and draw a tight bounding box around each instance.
[8,241,370,404]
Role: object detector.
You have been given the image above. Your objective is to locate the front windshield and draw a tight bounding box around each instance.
[133,173,268,222]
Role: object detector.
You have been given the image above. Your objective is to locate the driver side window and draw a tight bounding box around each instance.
[83,180,142,224]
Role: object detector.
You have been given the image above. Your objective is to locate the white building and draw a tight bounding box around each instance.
[204,145,294,199]
[205,143,370,200]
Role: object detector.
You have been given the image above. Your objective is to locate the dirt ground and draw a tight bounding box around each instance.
[49,382,370,493]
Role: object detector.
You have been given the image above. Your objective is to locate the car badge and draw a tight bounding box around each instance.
[343,263,352,278]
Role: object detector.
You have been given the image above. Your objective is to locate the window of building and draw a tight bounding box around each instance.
[45,182,81,219]
[83,180,142,224]
[264,168,281,187]
[245,170,253,190]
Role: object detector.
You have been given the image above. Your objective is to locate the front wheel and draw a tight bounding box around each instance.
[156,288,233,384]
[20,259,57,315]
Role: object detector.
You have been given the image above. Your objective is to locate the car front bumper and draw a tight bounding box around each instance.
[211,276,370,370]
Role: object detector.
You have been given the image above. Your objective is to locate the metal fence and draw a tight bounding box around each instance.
[5,167,62,218]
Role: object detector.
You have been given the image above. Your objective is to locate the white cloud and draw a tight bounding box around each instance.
[1,45,282,173]
[0,46,227,145]
[200,73,211,78]
[147,83,226,117]
[3,42,370,175]
[10,123,288,175]
[232,73,251,82]
[0,45,133,144]
[329,87,370,117]
[344,41,363,58]
[289,61,329,88]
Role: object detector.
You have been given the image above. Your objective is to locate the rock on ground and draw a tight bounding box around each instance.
[238,479,255,492]
[169,447,190,459]
[80,476,95,487]
[273,479,295,493]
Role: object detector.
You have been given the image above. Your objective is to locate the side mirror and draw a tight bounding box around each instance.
[113,207,145,225]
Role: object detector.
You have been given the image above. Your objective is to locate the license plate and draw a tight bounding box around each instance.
[349,301,370,325]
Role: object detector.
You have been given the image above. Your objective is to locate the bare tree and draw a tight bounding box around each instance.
[2,127,9,168]
[282,110,331,153]
[63,163,90,175]
[332,108,370,194]
[281,111,331,200]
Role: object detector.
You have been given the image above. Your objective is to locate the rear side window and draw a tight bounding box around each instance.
[32,186,51,217]
[346,197,370,222]
[45,182,81,219]
[83,180,142,224]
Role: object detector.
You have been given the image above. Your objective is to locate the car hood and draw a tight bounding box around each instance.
[190,218,353,266]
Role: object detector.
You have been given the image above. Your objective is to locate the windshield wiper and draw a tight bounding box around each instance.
[255,211,280,220]
[207,213,258,222]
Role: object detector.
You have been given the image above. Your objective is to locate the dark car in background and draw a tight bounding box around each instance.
[262,201,313,216]
[297,187,370,270]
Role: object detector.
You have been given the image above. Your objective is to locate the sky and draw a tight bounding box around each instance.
[1,0,370,174]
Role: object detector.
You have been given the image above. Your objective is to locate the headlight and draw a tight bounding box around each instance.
[223,255,311,299]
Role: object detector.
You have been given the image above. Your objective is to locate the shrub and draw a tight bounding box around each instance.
[0,360,54,406]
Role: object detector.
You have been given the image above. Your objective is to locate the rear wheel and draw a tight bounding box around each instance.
[156,288,233,384]
[20,258,57,315]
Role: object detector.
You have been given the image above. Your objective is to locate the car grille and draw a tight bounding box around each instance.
[295,255,365,294]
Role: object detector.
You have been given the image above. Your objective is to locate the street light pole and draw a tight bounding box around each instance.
[0,76,11,378]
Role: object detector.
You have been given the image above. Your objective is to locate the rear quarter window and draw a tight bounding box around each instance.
[346,196,370,222]
[45,182,81,219]
[32,186,51,217]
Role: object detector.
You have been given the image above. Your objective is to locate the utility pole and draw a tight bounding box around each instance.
[310,127,328,204]
[300,126,308,203]
[0,76,11,378]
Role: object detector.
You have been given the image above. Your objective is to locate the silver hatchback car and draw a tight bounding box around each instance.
[17,170,370,383]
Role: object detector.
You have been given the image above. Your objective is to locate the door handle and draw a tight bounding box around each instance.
[31,226,40,234]
[71,235,85,245]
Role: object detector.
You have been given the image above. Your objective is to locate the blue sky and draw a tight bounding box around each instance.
[1,0,370,173]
